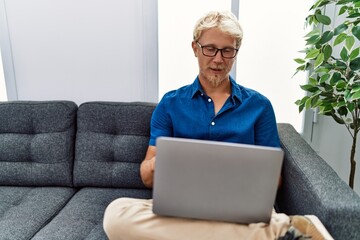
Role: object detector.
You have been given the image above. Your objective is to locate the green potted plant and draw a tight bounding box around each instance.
[295,0,360,189]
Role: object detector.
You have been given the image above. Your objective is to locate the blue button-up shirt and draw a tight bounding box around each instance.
[149,76,280,147]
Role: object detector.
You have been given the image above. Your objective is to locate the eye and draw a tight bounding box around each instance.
[204,46,217,52]
[223,48,235,53]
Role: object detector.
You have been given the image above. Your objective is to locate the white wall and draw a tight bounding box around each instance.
[236,0,311,132]
[0,0,158,104]
[0,54,6,101]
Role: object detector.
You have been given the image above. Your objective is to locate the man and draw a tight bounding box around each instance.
[103,11,331,240]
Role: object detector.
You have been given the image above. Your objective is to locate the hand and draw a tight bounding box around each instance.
[141,157,156,188]
[141,146,157,188]
[149,156,156,172]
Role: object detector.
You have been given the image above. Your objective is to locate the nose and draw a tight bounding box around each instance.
[213,50,223,63]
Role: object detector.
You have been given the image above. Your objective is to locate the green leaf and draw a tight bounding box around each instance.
[314,53,325,69]
[330,72,342,85]
[347,12,360,18]
[320,73,330,83]
[334,23,348,35]
[336,60,347,69]
[312,0,328,9]
[340,47,349,61]
[307,16,314,26]
[311,95,320,107]
[305,49,320,59]
[350,57,360,70]
[315,67,330,74]
[321,31,334,44]
[294,58,306,64]
[313,98,323,108]
[315,14,331,25]
[337,106,348,116]
[346,36,355,50]
[348,102,355,112]
[305,29,321,37]
[299,104,305,113]
[351,84,360,93]
[306,35,321,45]
[300,84,319,92]
[350,90,360,101]
[337,0,351,6]
[352,26,360,41]
[301,96,310,104]
[355,2,360,8]
[334,33,348,46]
[296,96,309,113]
[309,77,317,85]
[349,47,360,60]
[296,64,306,72]
[337,100,346,108]
[345,89,352,100]
[319,105,334,114]
[339,6,348,15]
[336,80,347,90]
[323,45,332,61]
[305,97,312,109]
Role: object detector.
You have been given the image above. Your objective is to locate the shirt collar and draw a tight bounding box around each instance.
[190,76,243,103]
[190,76,204,98]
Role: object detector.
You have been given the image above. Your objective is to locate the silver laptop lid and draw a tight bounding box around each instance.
[152,137,284,224]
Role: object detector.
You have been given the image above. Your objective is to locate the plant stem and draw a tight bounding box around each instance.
[350,131,357,189]
[349,105,359,189]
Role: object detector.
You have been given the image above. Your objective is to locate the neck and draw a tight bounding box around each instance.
[198,76,232,115]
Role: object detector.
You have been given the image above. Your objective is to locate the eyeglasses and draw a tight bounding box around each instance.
[196,42,238,59]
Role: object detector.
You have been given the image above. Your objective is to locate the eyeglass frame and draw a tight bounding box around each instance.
[196,41,239,59]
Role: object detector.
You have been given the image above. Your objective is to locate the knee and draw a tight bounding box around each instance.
[103,198,135,239]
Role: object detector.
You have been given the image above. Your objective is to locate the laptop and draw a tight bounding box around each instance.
[152,137,284,224]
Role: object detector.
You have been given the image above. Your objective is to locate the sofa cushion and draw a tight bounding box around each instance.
[0,186,76,240]
[74,102,156,188]
[0,101,77,186]
[31,187,152,240]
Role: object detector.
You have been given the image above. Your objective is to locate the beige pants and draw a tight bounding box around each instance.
[103,198,291,240]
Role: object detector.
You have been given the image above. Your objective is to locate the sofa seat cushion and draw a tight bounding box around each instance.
[32,187,152,240]
[0,101,77,186]
[0,186,76,240]
[74,102,156,188]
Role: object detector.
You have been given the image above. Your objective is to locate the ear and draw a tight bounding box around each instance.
[192,41,198,57]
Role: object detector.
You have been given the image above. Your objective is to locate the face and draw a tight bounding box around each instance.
[192,28,237,88]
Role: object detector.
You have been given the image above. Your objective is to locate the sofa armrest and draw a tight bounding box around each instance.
[276,123,360,240]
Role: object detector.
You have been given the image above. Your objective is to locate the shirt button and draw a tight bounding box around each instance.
[211,121,215,126]
[201,93,204,96]
[208,98,212,102]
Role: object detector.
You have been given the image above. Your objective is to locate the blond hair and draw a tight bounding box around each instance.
[193,11,243,48]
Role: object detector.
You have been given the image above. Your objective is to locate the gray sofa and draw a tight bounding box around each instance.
[0,101,359,240]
